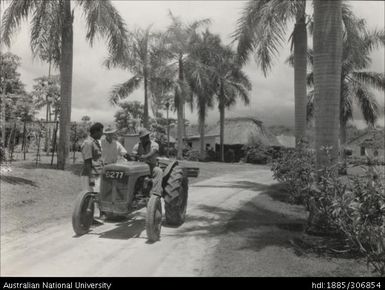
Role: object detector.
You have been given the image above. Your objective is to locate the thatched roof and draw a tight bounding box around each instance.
[347,129,384,149]
[206,117,280,146]
[276,134,296,148]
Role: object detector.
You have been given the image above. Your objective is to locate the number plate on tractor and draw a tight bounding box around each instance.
[105,171,125,179]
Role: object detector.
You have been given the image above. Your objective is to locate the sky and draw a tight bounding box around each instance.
[1,0,384,129]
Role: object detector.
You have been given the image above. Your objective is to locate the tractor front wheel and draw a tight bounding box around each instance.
[146,195,162,242]
[72,191,95,236]
[164,166,188,226]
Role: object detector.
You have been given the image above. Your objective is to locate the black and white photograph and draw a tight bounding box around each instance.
[0,0,384,281]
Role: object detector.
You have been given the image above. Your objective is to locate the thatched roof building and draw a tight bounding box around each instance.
[206,117,280,146]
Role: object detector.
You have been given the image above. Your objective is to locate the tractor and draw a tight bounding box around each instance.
[72,157,199,242]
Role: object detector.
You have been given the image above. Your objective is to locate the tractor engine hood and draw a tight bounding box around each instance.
[103,162,150,175]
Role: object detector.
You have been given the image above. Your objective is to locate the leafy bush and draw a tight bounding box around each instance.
[271,147,385,276]
[330,166,385,276]
[349,155,385,166]
[183,149,200,161]
[271,147,315,204]
[244,142,270,165]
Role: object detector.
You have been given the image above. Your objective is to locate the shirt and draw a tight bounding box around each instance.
[81,136,103,175]
[101,138,127,164]
[132,140,159,167]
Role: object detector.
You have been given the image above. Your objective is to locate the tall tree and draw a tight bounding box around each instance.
[185,30,220,160]
[164,11,211,159]
[1,0,129,169]
[0,52,25,147]
[106,26,158,129]
[306,28,384,148]
[234,0,308,147]
[313,0,343,169]
[213,46,252,162]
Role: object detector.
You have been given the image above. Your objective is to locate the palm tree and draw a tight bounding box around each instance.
[213,46,252,162]
[313,0,343,169]
[234,0,308,147]
[185,30,220,160]
[106,26,159,129]
[306,29,384,150]
[1,0,129,169]
[164,11,211,160]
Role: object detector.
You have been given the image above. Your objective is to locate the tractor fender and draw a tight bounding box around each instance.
[162,160,179,187]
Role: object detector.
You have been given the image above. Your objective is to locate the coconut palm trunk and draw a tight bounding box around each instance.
[177,57,185,160]
[294,2,308,147]
[199,104,206,160]
[313,0,343,171]
[219,92,225,162]
[57,0,73,170]
[143,68,149,129]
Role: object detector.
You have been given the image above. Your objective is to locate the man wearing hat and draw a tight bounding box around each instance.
[101,125,127,165]
[132,128,162,196]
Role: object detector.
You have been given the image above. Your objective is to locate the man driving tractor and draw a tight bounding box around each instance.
[132,128,163,197]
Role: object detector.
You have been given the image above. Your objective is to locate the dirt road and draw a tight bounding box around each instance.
[1,165,371,277]
[1,167,275,277]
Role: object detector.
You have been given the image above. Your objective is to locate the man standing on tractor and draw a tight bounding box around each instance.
[101,125,127,165]
[132,128,163,196]
[80,122,104,192]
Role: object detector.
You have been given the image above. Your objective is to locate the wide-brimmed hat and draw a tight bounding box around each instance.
[104,126,117,134]
[138,128,150,138]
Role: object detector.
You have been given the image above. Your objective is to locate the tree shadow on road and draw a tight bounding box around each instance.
[0,175,38,187]
[180,198,305,253]
[175,181,306,255]
[15,162,83,176]
[97,218,146,240]
[191,181,272,191]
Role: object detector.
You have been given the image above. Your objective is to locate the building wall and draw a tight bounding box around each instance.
[186,136,217,152]
[351,145,385,158]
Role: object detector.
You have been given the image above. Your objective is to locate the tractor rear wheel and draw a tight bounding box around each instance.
[164,166,188,226]
[146,195,162,242]
[72,191,95,236]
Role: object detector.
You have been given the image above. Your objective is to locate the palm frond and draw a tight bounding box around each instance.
[109,76,143,105]
[353,83,380,126]
[186,18,211,35]
[1,0,38,47]
[306,71,314,87]
[232,0,270,65]
[30,0,61,67]
[225,80,250,105]
[306,89,315,122]
[340,81,353,122]
[351,71,385,92]
[79,0,130,65]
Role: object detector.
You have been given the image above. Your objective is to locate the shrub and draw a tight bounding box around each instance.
[244,142,271,165]
[271,147,315,204]
[330,166,385,276]
[183,149,200,161]
[271,147,385,276]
